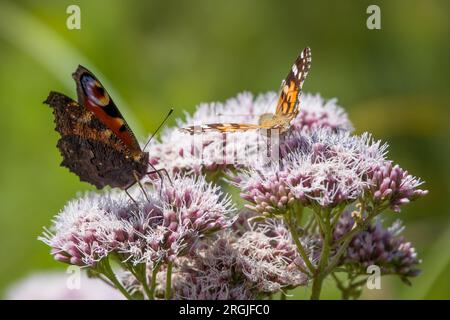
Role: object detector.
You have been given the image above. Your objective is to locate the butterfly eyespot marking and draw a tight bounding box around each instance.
[45,67,152,190]
[80,73,110,107]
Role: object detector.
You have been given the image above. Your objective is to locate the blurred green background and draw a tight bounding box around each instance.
[0,0,448,299]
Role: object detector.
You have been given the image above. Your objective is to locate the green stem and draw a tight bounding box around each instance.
[350,278,370,289]
[325,236,353,274]
[327,208,383,274]
[312,208,326,236]
[304,214,315,234]
[294,203,304,225]
[131,264,153,300]
[331,205,346,230]
[333,205,366,248]
[148,263,161,300]
[295,262,310,275]
[341,275,367,300]
[332,272,351,300]
[310,203,385,300]
[310,209,332,300]
[92,272,115,289]
[165,261,173,300]
[285,212,315,274]
[140,266,153,300]
[312,204,385,299]
[331,273,345,291]
[124,260,155,300]
[310,275,325,300]
[100,258,133,300]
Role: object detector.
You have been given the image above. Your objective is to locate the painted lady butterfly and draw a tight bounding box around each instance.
[182,47,311,133]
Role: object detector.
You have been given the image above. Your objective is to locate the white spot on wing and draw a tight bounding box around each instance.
[292,64,298,75]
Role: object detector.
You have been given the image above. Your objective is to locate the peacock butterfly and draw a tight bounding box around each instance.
[44,65,151,190]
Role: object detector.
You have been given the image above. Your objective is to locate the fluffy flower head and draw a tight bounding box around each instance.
[40,175,236,266]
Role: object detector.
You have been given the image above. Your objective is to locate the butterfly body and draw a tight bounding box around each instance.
[182,47,311,134]
[44,66,149,189]
[258,113,294,132]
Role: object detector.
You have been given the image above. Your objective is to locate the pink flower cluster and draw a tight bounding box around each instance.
[40,175,235,267]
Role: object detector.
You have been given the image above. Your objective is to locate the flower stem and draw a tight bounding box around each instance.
[311,205,385,299]
[312,208,326,236]
[140,265,153,300]
[124,262,151,300]
[333,273,367,299]
[331,272,350,299]
[331,205,346,230]
[294,202,304,224]
[325,235,353,274]
[148,263,161,300]
[100,257,133,300]
[285,211,315,274]
[310,209,332,300]
[327,207,383,274]
[165,261,173,300]
[310,274,325,300]
[304,214,315,234]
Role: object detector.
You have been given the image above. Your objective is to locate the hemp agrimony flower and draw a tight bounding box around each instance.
[237,129,389,214]
[334,212,421,278]
[367,161,428,212]
[235,219,310,292]
[174,217,311,299]
[41,88,428,300]
[41,175,236,267]
[147,92,354,175]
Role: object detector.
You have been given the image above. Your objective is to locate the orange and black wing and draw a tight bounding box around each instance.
[72,65,141,152]
[275,47,312,119]
[180,48,311,134]
[44,92,148,189]
[181,123,263,134]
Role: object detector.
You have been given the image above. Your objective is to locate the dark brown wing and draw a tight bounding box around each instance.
[44,91,148,189]
[275,47,312,119]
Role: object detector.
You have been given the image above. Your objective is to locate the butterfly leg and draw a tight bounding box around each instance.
[132,171,150,202]
[124,184,139,207]
[147,163,173,189]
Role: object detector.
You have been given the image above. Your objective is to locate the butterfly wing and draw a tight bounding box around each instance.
[44,91,148,189]
[275,47,312,119]
[181,123,265,133]
[72,65,142,152]
[181,47,311,133]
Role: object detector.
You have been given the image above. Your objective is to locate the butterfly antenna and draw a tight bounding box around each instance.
[143,108,174,151]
